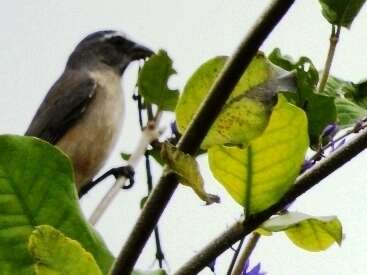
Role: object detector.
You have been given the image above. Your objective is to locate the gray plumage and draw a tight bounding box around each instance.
[25,30,152,190]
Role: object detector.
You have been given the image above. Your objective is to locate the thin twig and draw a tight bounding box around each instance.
[136,94,145,130]
[231,233,261,275]
[88,119,161,225]
[175,127,367,274]
[308,119,367,164]
[136,92,166,267]
[226,237,245,275]
[318,25,342,93]
[109,1,295,274]
[141,103,166,268]
[144,150,166,267]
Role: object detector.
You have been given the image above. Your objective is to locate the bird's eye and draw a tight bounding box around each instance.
[108,36,125,46]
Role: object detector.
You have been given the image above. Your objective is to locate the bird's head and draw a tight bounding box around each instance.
[67,30,154,75]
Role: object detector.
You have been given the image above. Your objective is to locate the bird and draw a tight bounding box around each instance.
[25,30,153,194]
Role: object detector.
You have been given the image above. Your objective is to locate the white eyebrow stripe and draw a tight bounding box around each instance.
[100,30,127,41]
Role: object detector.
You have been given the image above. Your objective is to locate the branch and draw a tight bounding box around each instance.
[318,25,342,93]
[226,237,245,275]
[307,119,367,166]
[88,119,161,225]
[231,233,261,275]
[175,127,367,274]
[109,1,296,274]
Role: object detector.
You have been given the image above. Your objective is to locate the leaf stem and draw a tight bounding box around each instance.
[318,24,342,93]
[226,237,246,275]
[175,127,367,274]
[231,233,261,275]
[109,1,296,274]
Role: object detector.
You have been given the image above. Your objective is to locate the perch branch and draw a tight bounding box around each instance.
[175,127,367,274]
[109,1,296,274]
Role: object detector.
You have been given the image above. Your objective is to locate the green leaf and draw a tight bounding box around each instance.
[208,95,308,213]
[161,143,220,204]
[262,212,343,252]
[28,225,102,275]
[138,49,179,111]
[268,48,295,71]
[319,0,366,28]
[0,135,113,274]
[306,93,337,146]
[335,97,367,127]
[323,75,356,98]
[132,269,167,275]
[269,49,337,147]
[324,76,367,127]
[147,148,166,166]
[120,152,130,161]
[356,80,367,108]
[176,54,278,149]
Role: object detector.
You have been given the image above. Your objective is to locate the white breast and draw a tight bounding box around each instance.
[57,69,124,189]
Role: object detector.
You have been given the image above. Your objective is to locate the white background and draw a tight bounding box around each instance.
[1,1,367,274]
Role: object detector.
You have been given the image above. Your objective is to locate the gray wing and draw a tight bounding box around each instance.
[25,72,97,144]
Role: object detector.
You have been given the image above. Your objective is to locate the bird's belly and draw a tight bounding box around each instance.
[57,77,124,190]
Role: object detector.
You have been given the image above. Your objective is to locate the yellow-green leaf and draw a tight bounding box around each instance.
[161,143,220,204]
[176,54,277,149]
[28,225,102,275]
[208,95,308,213]
[262,212,343,252]
[255,227,273,236]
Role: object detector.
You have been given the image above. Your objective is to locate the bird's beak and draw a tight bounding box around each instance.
[129,43,154,61]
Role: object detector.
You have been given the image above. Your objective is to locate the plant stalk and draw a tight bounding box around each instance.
[318,25,342,93]
[109,1,296,274]
[231,233,261,275]
[226,237,245,275]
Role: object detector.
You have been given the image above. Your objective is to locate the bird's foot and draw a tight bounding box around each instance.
[78,165,135,198]
[109,166,135,189]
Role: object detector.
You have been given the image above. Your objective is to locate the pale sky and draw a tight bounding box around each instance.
[1,1,367,274]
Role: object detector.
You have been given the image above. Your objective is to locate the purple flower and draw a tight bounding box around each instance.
[331,138,346,152]
[242,261,266,275]
[321,123,339,140]
[320,123,340,145]
[301,159,315,173]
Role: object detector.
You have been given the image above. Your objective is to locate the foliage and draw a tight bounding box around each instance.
[3,1,367,274]
[324,76,367,127]
[262,212,343,251]
[137,49,179,111]
[161,143,220,204]
[28,225,102,275]
[0,135,113,274]
[175,54,276,149]
[208,95,308,213]
[319,0,366,28]
[269,48,337,147]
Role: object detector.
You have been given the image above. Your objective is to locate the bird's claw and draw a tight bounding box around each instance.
[110,166,135,189]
